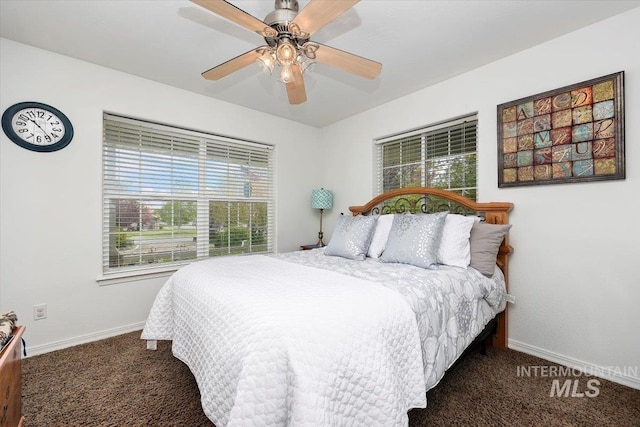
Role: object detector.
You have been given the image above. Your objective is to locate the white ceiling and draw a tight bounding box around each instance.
[2,1,638,128]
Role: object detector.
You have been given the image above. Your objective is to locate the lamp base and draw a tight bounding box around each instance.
[316,231,325,247]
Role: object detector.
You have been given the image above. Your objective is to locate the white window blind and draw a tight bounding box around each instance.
[375,115,478,200]
[102,114,274,274]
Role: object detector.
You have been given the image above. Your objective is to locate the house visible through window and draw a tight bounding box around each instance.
[102,114,274,274]
[375,114,478,200]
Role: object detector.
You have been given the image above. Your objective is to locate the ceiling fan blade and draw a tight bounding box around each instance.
[314,43,381,80]
[201,48,263,80]
[286,65,307,104]
[191,0,269,34]
[292,0,360,36]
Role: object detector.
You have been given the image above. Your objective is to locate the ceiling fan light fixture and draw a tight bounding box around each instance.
[297,53,315,73]
[278,65,295,84]
[288,23,309,40]
[257,49,276,74]
[276,39,297,67]
[301,42,319,60]
[190,0,380,104]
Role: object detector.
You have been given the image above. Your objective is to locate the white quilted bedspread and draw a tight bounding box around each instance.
[141,255,427,426]
[274,249,507,391]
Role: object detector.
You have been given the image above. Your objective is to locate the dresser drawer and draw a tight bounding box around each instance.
[0,325,25,427]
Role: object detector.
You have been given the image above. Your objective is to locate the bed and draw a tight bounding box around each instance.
[141,187,513,426]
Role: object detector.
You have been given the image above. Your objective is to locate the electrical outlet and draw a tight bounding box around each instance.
[33,303,47,320]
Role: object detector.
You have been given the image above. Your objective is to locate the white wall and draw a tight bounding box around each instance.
[2,8,639,389]
[0,38,323,353]
[321,9,640,388]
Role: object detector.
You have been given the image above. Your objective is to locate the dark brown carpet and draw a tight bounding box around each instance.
[21,331,640,427]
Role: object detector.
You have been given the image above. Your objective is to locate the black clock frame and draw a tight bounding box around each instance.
[1,101,74,152]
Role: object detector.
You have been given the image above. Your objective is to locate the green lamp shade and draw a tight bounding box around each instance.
[312,189,333,209]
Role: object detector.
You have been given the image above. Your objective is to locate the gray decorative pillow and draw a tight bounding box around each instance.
[380,212,448,269]
[469,222,512,276]
[325,215,378,261]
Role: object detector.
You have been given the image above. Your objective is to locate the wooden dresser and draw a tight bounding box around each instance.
[0,325,25,427]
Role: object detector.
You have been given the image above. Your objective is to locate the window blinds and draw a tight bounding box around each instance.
[375,115,478,199]
[102,114,274,274]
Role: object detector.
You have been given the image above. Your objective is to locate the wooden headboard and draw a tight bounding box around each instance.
[349,187,514,348]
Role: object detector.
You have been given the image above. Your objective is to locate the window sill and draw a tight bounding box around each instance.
[96,266,180,286]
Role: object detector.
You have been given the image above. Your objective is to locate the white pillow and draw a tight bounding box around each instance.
[437,214,476,268]
[367,214,394,258]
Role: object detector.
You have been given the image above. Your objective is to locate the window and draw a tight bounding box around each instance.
[375,115,477,200]
[102,114,274,274]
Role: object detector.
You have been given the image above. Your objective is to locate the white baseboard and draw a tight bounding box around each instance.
[508,338,640,390]
[25,322,146,358]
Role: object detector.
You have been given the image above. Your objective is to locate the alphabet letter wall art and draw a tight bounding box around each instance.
[497,72,625,187]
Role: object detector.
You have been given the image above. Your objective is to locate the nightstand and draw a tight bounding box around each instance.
[300,244,321,250]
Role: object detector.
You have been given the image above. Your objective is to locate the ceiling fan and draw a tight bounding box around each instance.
[191,0,382,104]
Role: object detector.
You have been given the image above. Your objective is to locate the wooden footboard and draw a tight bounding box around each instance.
[349,187,513,348]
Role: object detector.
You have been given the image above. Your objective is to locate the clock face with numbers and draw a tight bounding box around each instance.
[2,102,74,152]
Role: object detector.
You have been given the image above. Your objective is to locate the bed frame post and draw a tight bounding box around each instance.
[484,210,511,349]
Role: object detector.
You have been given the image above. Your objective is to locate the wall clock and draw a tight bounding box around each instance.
[2,101,74,152]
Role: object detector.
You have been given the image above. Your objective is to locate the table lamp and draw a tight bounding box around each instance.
[311,188,333,247]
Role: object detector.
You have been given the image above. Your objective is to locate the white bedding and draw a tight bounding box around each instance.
[142,254,427,426]
[274,249,507,390]
[141,249,507,426]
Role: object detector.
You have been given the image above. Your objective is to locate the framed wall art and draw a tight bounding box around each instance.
[497,71,625,187]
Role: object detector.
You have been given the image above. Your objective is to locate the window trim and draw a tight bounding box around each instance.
[375,114,476,144]
[96,265,176,286]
